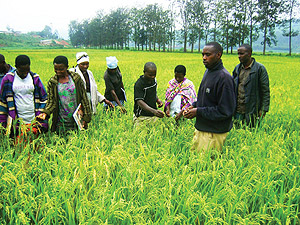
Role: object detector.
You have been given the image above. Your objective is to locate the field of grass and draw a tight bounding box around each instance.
[0,49,299,224]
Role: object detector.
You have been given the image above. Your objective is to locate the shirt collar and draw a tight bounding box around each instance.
[241,58,254,70]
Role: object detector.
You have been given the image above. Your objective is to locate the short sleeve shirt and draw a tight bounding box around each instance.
[13,73,35,124]
[104,69,125,101]
[134,75,157,117]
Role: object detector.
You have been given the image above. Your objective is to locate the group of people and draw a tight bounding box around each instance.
[0,41,270,153]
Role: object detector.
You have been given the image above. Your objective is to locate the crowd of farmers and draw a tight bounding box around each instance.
[0,41,270,153]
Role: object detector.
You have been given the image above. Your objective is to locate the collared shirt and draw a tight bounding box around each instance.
[134,75,157,117]
[236,60,254,114]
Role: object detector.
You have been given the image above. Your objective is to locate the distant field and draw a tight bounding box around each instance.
[0,49,299,224]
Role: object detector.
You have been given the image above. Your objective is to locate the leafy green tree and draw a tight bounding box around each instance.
[104,8,131,49]
[187,0,205,52]
[69,21,87,46]
[130,8,143,49]
[281,0,299,55]
[88,12,105,48]
[257,0,285,54]
[175,0,190,52]
[39,25,58,39]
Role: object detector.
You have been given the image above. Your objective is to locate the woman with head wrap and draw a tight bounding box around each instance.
[69,52,114,114]
[164,65,197,121]
[38,56,91,134]
[0,54,48,141]
[103,56,127,113]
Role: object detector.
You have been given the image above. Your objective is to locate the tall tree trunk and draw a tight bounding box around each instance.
[289,14,292,56]
[183,31,187,52]
[198,31,201,52]
[226,17,229,54]
[173,33,175,52]
[250,17,253,48]
[263,22,267,55]
[213,20,217,42]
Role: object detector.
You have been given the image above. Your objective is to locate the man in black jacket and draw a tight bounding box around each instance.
[184,42,236,153]
[232,44,270,127]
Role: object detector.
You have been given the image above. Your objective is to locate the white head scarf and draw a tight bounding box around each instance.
[106,56,118,69]
[76,52,89,64]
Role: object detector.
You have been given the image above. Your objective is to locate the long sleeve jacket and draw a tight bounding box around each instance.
[0,71,48,131]
[232,58,270,119]
[44,71,92,132]
[193,60,236,133]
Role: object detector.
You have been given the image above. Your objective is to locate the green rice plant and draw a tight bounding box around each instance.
[0,49,299,224]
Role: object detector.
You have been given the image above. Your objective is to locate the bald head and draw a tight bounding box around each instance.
[143,62,157,82]
[144,62,157,73]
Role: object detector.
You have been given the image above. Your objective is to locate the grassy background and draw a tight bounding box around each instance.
[0,49,299,224]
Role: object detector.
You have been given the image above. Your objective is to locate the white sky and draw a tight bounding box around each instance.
[1,0,171,39]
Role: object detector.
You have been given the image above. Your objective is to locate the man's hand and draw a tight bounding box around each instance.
[154,110,164,118]
[157,99,163,108]
[175,111,183,121]
[82,120,88,129]
[165,109,171,117]
[183,106,197,119]
[258,110,266,119]
[36,113,47,121]
[119,106,127,114]
[104,99,114,108]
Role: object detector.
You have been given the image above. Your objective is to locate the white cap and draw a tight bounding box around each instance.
[106,56,118,69]
[76,52,89,64]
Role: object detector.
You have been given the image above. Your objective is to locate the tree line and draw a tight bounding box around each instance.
[68,0,299,55]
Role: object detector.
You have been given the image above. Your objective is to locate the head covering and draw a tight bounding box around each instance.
[53,55,68,67]
[106,56,118,69]
[15,55,30,67]
[76,52,89,64]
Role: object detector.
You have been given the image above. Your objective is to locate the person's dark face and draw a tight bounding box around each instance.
[108,68,117,75]
[144,68,156,82]
[78,61,89,73]
[16,64,30,79]
[0,61,7,73]
[175,72,185,83]
[237,47,252,66]
[54,63,68,77]
[202,45,221,69]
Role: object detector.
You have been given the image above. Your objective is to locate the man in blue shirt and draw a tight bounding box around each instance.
[0,54,15,86]
[184,42,236,153]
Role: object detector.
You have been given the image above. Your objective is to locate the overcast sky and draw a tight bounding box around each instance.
[1,0,170,39]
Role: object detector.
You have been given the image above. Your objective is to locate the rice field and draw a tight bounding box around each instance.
[0,49,299,224]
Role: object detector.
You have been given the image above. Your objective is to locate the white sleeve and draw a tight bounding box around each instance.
[97,91,105,103]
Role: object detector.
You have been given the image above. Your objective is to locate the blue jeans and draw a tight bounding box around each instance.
[103,100,125,110]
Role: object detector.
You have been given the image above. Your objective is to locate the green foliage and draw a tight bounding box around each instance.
[0,49,300,224]
[0,33,41,48]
